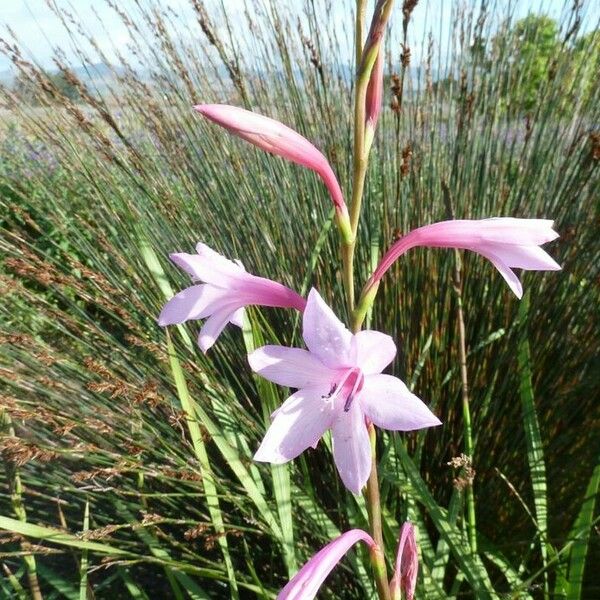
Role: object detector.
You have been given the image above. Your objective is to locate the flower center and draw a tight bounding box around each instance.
[322,367,364,412]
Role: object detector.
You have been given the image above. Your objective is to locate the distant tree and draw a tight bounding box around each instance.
[570,29,600,106]
[494,15,560,114]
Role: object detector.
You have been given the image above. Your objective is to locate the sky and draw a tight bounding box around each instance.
[0,0,598,73]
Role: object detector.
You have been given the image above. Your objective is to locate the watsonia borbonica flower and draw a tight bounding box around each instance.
[249,289,441,494]
[366,218,560,299]
[158,242,306,352]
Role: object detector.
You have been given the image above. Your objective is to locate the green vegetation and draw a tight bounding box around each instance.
[0,1,598,598]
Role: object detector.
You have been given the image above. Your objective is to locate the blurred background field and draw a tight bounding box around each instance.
[0,0,598,598]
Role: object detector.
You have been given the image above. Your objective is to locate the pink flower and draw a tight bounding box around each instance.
[389,522,419,600]
[158,242,306,352]
[368,218,560,298]
[194,104,352,240]
[249,289,441,493]
[278,529,376,600]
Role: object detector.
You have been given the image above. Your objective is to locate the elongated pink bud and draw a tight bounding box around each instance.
[194,104,352,240]
[366,218,560,299]
[278,529,376,599]
[390,522,418,600]
[365,50,384,132]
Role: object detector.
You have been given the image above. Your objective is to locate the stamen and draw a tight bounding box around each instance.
[321,369,364,411]
[322,383,337,399]
[343,370,364,412]
[343,394,354,412]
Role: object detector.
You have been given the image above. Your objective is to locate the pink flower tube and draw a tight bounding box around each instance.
[158,242,306,352]
[278,529,376,600]
[367,218,560,298]
[194,104,352,240]
[389,522,419,600]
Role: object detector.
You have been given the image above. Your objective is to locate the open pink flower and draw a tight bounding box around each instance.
[194,104,351,239]
[278,529,376,600]
[368,218,560,298]
[389,522,419,600]
[249,289,440,493]
[158,242,306,352]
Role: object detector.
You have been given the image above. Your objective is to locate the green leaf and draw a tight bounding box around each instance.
[141,234,282,548]
[243,310,297,575]
[37,563,80,600]
[2,561,28,599]
[565,457,600,599]
[118,569,150,600]
[80,501,90,600]
[166,331,239,598]
[0,515,132,556]
[396,442,496,597]
[518,292,549,597]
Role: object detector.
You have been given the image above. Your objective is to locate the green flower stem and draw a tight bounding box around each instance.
[348,0,395,309]
[342,239,356,313]
[451,248,478,555]
[366,423,392,600]
[356,0,367,68]
[347,5,397,598]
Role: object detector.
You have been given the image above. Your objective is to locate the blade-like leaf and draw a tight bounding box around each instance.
[565,458,600,600]
[518,292,549,597]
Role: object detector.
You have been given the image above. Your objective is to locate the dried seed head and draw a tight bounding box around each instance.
[401,45,411,68]
[184,524,209,540]
[447,453,475,490]
[400,144,413,178]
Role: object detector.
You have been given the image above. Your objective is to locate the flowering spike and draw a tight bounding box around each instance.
[194,104,353,242]
[278,529,376,600]
[365,218,560,299]
[390,522,419,600]
[158,242,306,352]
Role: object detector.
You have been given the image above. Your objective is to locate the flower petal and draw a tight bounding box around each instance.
[229,307,245,328]
[198,307,237,352]
[331,402,371,494]
[302,289,354,369]
[360,374,441,431]
[254,387,335,464]
[248,346,335,389]
[352,330,396,375]
[483,243,561,271]
[477,218,559,245]
[158,284,229,326]
[170,249,243,287]
[278,529,376,600]
[477,248,523,298]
